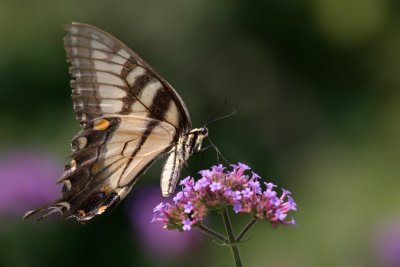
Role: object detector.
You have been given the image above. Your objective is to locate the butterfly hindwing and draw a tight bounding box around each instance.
[56,116,176,220]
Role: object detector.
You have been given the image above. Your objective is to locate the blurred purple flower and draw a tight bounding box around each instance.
[0,149,62,216]
[374,217,400,267]
[126,186,202,257]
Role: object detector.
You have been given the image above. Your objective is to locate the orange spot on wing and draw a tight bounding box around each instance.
[93,119,110,130]
[77,210,86,217]
[97,206,107,214]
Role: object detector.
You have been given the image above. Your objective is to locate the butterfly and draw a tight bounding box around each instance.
[24,22,208,221]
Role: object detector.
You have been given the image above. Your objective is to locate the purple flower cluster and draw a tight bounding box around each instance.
[153,163,297,231]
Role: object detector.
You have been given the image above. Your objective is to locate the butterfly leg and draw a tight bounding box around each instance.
[195,145,213,154]
[197,141,231,165]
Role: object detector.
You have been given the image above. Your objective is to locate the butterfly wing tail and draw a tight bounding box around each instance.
[22,201,67,221]
[22,193,123,222]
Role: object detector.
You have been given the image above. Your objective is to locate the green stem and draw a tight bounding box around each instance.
[222,207,243,267]
[197,224,229,244]
[235,218,258,243]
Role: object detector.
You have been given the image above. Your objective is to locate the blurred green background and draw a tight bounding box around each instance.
[1,0,399,266]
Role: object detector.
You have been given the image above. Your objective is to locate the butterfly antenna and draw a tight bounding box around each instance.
[204,108,236,127]
[203,97,228,125]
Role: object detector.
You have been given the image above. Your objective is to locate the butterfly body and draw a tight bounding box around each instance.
[161,127,208,196]
[24,23,207,221]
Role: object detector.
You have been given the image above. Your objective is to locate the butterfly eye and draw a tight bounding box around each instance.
[200,127,208,136]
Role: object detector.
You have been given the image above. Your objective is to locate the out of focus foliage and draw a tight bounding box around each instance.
[1,1,399,266]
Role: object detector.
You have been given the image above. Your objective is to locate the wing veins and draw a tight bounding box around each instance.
[66,33,124,56]
[71,68,129,86]
[65,158,127,206]
[71,81,128,90]
[64,44,120,57]
[68,56,127,67]
[93,156,126,177]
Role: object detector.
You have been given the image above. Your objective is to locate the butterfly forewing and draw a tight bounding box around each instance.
[63,23,191,130]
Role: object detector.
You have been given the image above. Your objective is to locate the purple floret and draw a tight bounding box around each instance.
[209,182,222,192]
[182,218,192,231]
[183,201,194,214]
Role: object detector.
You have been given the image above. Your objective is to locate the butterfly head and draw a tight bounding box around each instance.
[185,127,208,154]
[190,127,208,139]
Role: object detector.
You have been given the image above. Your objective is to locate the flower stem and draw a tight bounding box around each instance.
[222,207,243,267]
[236,218,258,243]
[198,224,229,244]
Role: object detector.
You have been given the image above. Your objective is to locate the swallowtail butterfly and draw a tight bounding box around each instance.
[24,22,208,221]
